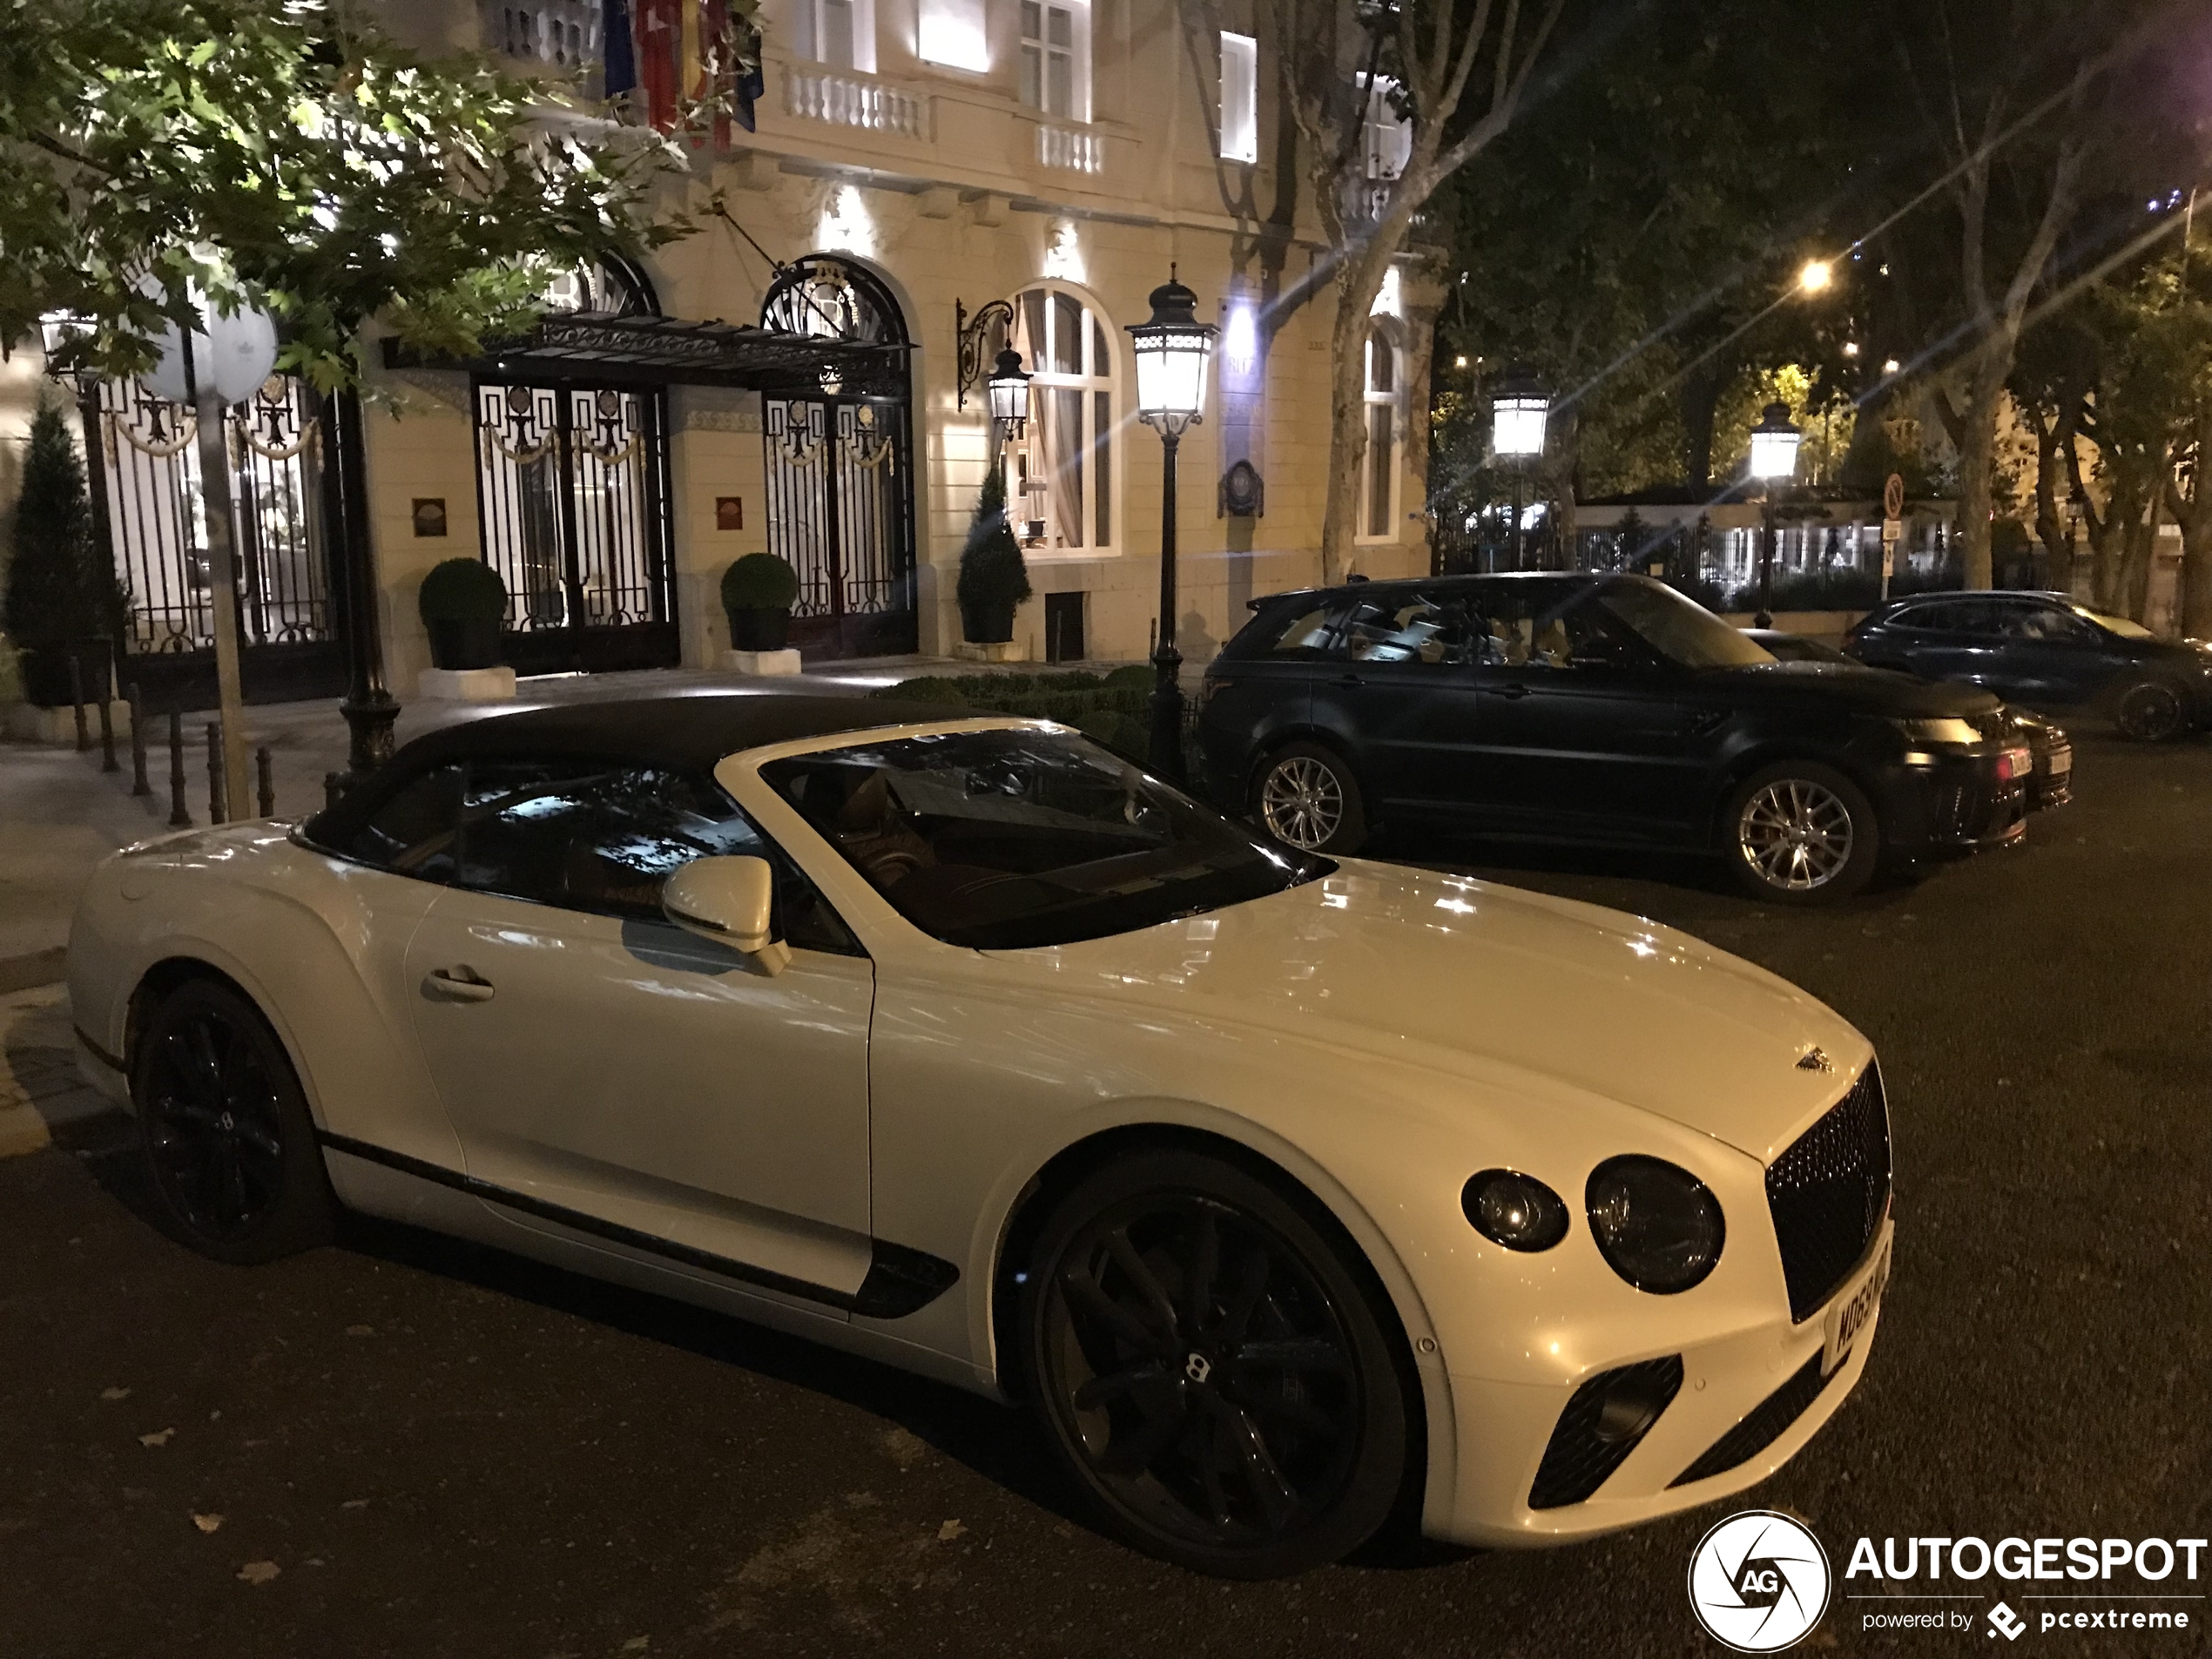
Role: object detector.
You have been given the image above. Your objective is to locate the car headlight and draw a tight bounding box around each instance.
[1891,717,1982,746]
[1462,1169,1568,1251]
[1585,1157,1724,1293]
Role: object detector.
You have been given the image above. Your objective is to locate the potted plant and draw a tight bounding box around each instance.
[418,558,508,671]
[4,401,126,706]
[956,468,1033,644]
[721,553,800,651]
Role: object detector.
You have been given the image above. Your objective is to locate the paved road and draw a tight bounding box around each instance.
[3,732,2208,1659]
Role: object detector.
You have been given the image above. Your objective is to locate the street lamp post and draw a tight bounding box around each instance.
[1126,270,1217,783]
[1747,401,1804,628]
[1491,368,1548,571]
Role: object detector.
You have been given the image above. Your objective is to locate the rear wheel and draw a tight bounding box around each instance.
[1724,762,1880,905]
[1251,743,1367,854]
[132,978,334,1264]
[2114,678,2187,742]
[1021,1150,1409,1578]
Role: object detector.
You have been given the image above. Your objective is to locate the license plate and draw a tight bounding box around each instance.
[2048,747,2073,778]
[1822,1220,1892,1375]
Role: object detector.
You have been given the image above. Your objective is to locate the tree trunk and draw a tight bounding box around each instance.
[2028,405,2076,594]
[1679,360,1727,491]
[2120,487,2161,625]
[2168,406,2212,640]
[1952,359,2009,590]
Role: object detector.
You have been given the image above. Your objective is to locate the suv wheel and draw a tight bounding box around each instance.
[1251,743,1366,854]
[1020,1150,1411,1578]
[2114,679,2186,742]
[1725,762,1879,904]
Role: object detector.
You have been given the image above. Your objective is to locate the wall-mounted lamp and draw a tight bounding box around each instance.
[955,297,1032,441]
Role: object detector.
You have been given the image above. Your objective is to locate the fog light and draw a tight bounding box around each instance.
[1594,1366,1676,1444]
[1462,1169,1568,1251]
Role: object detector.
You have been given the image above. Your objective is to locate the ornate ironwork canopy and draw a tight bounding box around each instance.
[384,311,913,399]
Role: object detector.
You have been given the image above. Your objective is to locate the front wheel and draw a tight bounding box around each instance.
[132,978,335,1264]
[1724,762,1880,905]
[1020,1151,1410,1578]
[2114,679,2187,742]
[1251,743,1367,854]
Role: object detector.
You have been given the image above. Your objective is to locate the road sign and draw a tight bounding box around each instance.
[1881,516,1902,544]
[1883,472,1905,521]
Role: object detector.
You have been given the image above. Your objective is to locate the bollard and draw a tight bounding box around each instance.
[69,653,89,752]
[98,691,118,772]
[127,684,151,796]
[206,722,226,825]
[167,711,192,829]
[255,745,275,817]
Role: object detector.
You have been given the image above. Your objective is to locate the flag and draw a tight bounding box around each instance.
[602,0,637,99]
[637,0,680,130]
[732,20,765,133]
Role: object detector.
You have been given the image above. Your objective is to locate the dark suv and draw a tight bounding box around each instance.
[1199,572,2029,903]
[1843,590,2212,740]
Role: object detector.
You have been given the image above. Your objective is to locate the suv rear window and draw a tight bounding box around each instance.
[1240,597,1338,658]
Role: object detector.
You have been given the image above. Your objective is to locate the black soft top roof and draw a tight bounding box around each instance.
[302,691,972,845]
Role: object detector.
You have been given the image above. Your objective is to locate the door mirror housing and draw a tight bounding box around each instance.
[662,855,790,975]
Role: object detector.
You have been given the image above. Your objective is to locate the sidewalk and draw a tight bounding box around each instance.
[0,652,1146,985]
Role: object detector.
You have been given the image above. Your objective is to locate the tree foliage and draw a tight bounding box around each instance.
[3,399,126,704]
[0,0,744,387]
[955,466,1033,644]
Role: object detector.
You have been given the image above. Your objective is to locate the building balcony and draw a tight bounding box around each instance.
[783,64,934,142]
[1035,122,1103,174]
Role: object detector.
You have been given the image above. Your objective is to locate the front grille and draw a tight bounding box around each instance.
[1527,1356,1683,1510]
[1767,1064,1892,1324]
[1669,1350,1842,1487]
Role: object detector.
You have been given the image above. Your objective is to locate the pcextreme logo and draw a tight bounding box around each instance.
[1687,1510,1832,1652]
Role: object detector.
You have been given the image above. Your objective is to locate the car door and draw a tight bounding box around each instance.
[1198,595,1332,800]
[1991,601,2116,707]
[1467,583,1695,841]
[402,756,877,1303]
[1306,588,1484,819]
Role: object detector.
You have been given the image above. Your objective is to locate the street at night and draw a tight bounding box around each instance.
[5,732,2205,1659]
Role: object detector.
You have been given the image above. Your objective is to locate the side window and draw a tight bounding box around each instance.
[453,759,860,954]
[1258,600,1338,658]
[1339,595,1474,665]
[2000,603,2090,643]
[1890,603,1949,633]
[341,763,465,880]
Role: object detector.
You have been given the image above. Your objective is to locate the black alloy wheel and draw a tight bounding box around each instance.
[1251,742,1368,855]
[1724,760,1881,904]
[132,978,334,1264]
[1022,1151,1408,1578]
[2114,678,2187,742]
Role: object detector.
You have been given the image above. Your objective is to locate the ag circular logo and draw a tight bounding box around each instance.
[1687,1510,1831,1652]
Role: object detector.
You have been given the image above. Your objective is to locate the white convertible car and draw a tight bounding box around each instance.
[67,693,1892,1578]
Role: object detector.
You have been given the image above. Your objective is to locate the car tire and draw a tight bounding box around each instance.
[1020,1149,1410,1579]
[1723,761,1880,905]
[2114,678,2187,742]
[132,978,335,1264]
[1250,742,1367,854]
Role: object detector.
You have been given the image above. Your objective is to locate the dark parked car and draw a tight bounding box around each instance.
[1843,590,2212,740]
[1200,573,2031,903]
[1750,629,2071,810]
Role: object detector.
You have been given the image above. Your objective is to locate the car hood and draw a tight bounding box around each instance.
[1710,658,2001,718]
[988,862,1865,1163]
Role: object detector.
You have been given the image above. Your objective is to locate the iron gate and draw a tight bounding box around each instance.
[762,396,916,658]
[94,376,344,710]
[471,381,677,675]
[760,256,917,659]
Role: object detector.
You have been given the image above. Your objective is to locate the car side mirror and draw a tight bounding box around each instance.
[662,855,790,975]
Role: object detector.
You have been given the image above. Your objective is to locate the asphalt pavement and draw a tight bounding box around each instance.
[2,730,2208,1659]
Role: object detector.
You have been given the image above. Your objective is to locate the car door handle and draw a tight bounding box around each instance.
[1494,682,1530,699]
[423,966,496,1002]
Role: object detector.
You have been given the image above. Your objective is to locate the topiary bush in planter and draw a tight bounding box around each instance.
[4,400,126,706]
[418,558,509,671]
[955,468,1032,644]
[721,553,800,651]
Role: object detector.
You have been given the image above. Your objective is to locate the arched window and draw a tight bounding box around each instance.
[539,256,658,318]
[1359,324,1400,542]
[996,283,1117,554]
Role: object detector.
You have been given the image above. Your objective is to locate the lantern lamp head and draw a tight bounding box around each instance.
[1490,366,1549,460]
[38,312,94,382]
[986,347,1031,435]
[1747,401,1804,484]
[1126,270,1217,435]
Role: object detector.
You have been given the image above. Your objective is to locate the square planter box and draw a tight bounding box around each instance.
[954,640,1027,664]
[416,666,518,702]
[718,649,802,677]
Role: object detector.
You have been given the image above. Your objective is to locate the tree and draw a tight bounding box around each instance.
[955,467,1033,644]
[0,0,745,387]
[1255,0,1570,581]
[4,399,125,705]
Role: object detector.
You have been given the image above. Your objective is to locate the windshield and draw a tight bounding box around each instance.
[759,728,1326,949]
[1589,577,1776,668]
[2075,605,2154,640]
